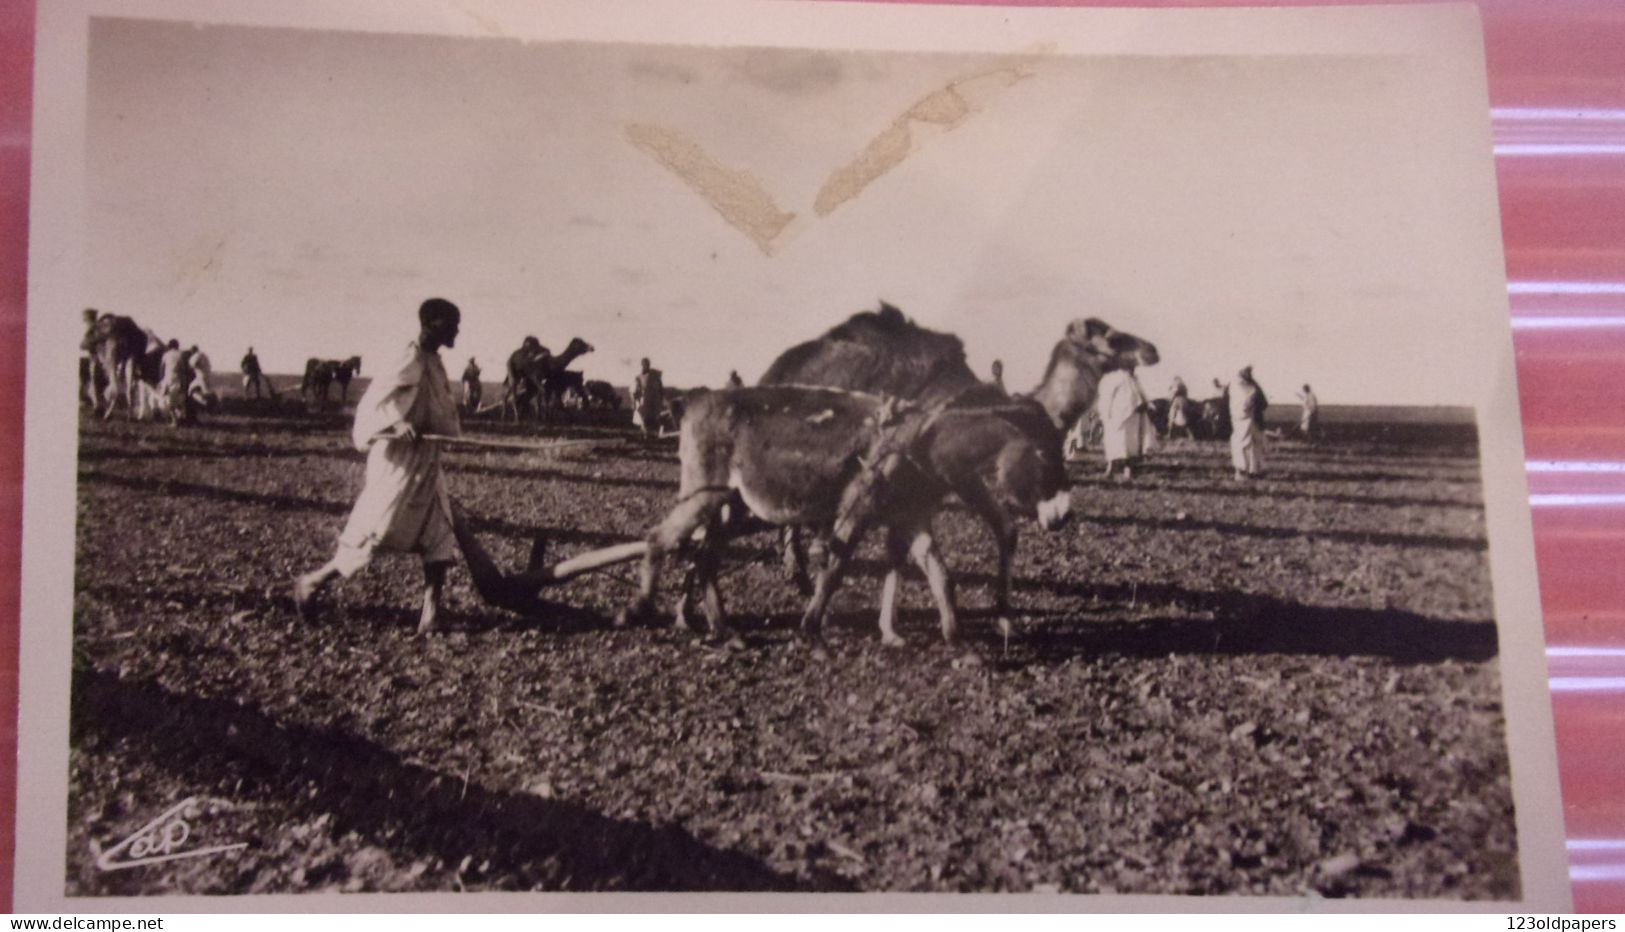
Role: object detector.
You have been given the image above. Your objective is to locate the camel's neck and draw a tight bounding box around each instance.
[556,347,587,367]
[1031,350,1109,430]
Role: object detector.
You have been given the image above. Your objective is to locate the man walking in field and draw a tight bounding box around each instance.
[158,339,193,426]
[1229,365,1268,479]
[241,346,271,400]
[461,356,482,414]
[294,298,465,634]
[632,357,664,440]
[185,345,214,411]
[1167,376,1191,440]
[1097,363,1152,479]
[1297,383,1319,442]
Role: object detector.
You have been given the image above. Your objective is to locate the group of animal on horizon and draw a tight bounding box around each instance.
[78,310,630,428]
[468,335,620,423]
[79,308,217,426]
[80,308,369,420]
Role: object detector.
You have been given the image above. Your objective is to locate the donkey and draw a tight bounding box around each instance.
[619,385,1071,651]
[760,303,1158,627]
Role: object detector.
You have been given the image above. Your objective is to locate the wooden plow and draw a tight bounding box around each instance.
[450,506,649,611]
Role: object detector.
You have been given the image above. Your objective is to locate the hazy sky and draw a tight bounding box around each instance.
[85,18,1504,403]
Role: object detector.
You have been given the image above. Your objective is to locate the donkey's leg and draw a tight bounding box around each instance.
[876,526,911,648]
[618,490,727,627]
[957,479,1017,626]
[904,527,958,645]
[798,525,868,659]
[781,527,812,597]
[691,532,744,649]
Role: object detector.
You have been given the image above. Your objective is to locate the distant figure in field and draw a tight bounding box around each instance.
[294,298,464,634]
[1199,376,1233,441]
[632,357,665,440]
[158,339,192,426]
[990,359,1005,391]
[726,370,744,389]
[184,345,215,411]
[1229,365,1269,480]
[1166,376,1192,440]
[1297,383,1319,442]
[241,347,272,400]
[462,357,482,414]
[1097,364,1152,479]
[79,309,102,408]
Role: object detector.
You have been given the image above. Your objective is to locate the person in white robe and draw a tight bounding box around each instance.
[157,339,192,426]
[1296,383,1319,442]
[185,346,214,410]
[1166,377,1191,440]
[632,357,665,439]
[1097,366,1153,479]
[295,298,464,633]
[1229,365,1268,479]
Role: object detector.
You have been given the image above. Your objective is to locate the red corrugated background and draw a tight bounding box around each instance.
[1,0,1621,913]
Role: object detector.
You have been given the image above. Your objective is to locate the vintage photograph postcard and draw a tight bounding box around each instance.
[19,0,1570,912]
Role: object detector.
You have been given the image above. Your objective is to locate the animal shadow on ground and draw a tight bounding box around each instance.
[658,547,1494,667]
[72,666,837,892]
[989,575,1498,667]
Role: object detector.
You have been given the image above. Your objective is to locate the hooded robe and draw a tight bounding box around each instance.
[1229,377,1267,474]
[332,341,461,575]
[1097,368,1152,464]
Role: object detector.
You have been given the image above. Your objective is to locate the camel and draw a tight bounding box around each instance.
[618,385,1073,650]
[495,337,549,421]
[301,356,362,409]
[759,303,1158,626]
[535,337,594,418]
[81,312,154,419]
[492,336,594,422]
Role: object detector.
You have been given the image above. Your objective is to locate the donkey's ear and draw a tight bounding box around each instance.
[1065,318,1111,344]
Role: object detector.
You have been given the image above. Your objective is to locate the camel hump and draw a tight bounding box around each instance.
[760,302,975,403]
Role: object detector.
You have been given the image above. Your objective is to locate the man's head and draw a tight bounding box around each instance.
[1303,383,1311,393]
[167,339,179,350]
[1238,365,1253,381]
[188,345,199,355]
[640,357,651,372]
[418,298,461,351]
[247,346,254,354]
[991,359,1003,377]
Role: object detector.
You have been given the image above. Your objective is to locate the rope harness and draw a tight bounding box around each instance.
[670,386,1049,561]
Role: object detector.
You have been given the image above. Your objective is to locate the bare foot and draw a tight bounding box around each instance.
[293,574,320,619]
[417,598,440,635]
